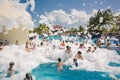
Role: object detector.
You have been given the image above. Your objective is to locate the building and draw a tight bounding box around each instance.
[0,25,29,45]
[0,0,34,44]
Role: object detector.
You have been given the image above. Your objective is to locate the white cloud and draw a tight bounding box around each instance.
[39,9,91,28]
[28,0,35,11]
[114,11,120,16]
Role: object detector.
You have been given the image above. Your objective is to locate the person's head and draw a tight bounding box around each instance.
[58,58,62,62]
[40,42,43,46]
[80,44,82,47]
[25,73,32,79]
[82,43,84,46]
[9,62,14,68]
[73,58,77,62]
[88,47,91,49]
[92,44,94,46]
[94,47,97,50]
[87,47,91,52]
[77,51,82,54]
[5,40,7,42]
[0,42,3,46]
[15,40,18,44]
[66,46,69,49]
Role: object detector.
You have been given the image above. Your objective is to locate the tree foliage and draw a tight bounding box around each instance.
[33,24,50,34]
[88,9,115,34]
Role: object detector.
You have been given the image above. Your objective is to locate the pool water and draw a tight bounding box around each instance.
[109,62,120,67]
[6,70,19,78]
[32,63,119,80]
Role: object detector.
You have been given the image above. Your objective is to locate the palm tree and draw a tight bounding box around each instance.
[88,9,115,35]
[99,9,115,27]
[109,27,119,33]
[78,25,85,33]
[33,24,50,34]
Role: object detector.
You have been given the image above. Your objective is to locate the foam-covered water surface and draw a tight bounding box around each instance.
[0,40,120,80]
[32,63,120,80]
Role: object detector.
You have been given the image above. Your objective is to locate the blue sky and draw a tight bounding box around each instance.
[20,0,120,28]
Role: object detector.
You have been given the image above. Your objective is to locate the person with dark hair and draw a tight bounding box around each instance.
[15,40,19,45]
[73,58,78,67]
[87,47,91,53]
[8,62,15,77]
[75,51,83,60]
[4,40,9,45]
[57,58,63,71]
[92,47,97,53]
[0,42,3,51]
[24,73,33,80]
[60,41,66,49]
[65,46,72,54]
[40,42,43,46]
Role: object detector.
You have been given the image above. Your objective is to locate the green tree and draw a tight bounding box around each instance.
[88,9,115,34]
[78,25,85,33]
[109,27,119,33]
[33,24,50,34]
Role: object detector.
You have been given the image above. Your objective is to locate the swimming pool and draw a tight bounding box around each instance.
[31,50,120,80]
[32,63,120,80]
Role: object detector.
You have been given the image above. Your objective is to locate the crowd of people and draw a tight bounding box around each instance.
[0,34,119,80]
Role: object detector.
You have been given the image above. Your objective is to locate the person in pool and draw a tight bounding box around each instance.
[65,46,72,54]
[75,51,83,60]
[15,40,19,45]
[24,73,33,80]
[57,58,63,71]
[86,47,91,53]
[96,38,101,48]
[8,62,15,77]
[79,43,85,49]
[60,41,66,49]
[92,47,97,53]
[0,42,3,51]
[73,58,78,67]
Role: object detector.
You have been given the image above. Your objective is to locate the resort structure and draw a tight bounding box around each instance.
[0,26,29,45]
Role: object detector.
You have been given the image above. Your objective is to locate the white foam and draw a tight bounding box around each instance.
[0,39,120,80]
[0,0,35,33]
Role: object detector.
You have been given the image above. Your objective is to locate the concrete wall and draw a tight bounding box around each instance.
[0,26,29,45]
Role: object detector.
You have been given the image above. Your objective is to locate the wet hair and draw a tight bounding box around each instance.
[73,58,77,62]
[88,47,91,49]
[92,44,94,46]
[66,46,69,49]
[25,73,33,80]
[80,44,82,46]
[8,62,14,70]
[78,51,82,54]
[40,42,43,46]
[9,62,14,66]
[94,47,97,49]
[58,58,62,62]
[0,42,3,45]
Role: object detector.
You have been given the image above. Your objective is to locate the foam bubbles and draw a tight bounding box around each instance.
[0,37,120,79]
[0,0,35,33]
